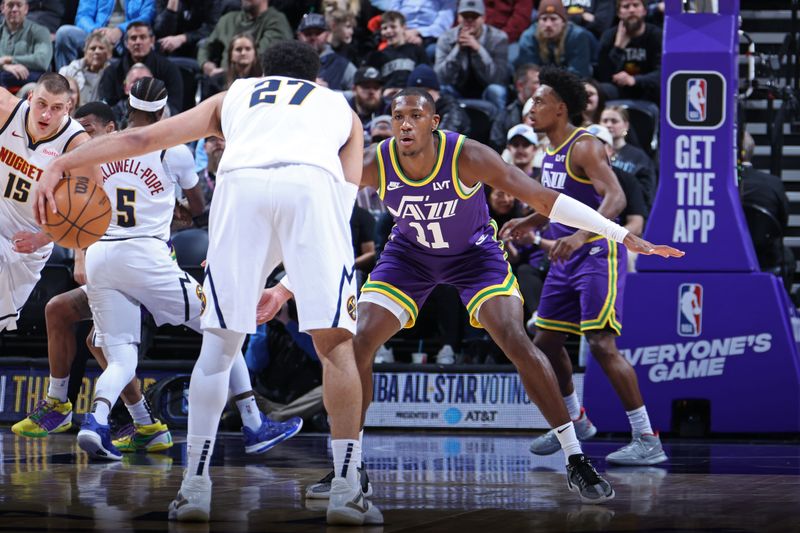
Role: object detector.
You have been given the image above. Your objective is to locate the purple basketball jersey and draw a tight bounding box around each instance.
[540,128,603,239]
[377,130,492,255]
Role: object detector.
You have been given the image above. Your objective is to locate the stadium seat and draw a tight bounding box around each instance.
[459,102,492,145]
[171,228,209,283]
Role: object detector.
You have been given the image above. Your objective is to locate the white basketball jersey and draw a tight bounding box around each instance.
[0,100,85,239]
[218,76,352,182]
[99,144,196,241]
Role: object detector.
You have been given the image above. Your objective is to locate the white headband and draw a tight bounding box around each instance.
[129,94,167,112]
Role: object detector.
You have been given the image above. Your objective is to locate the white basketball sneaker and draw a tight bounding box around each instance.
[168,474,212,522]
[326,477,383,526]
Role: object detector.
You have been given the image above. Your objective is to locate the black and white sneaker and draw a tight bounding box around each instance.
[566,454,615,504]
[305,466,373,499]
[326,477,383,526]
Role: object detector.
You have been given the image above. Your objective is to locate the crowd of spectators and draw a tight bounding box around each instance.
[3,0,680,364]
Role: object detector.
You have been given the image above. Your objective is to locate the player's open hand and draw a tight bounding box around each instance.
[33,165,64,226]
[623,233,685,258]
[256,284,293,325]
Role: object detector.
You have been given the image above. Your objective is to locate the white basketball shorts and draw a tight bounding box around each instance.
[0,236,51,331]
[85,237,204,347]
[201,164,357,335]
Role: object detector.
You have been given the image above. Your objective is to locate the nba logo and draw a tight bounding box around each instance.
[686,78,707,122]
[677,283,703,337]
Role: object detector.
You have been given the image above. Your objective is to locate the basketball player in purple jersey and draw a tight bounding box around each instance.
[260,86,683,503]
[503,67,670,465]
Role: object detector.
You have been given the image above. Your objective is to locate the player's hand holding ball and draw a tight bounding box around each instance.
[37,176,112,249]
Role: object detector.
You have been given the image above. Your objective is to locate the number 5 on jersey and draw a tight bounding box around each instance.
[116,188,136,227]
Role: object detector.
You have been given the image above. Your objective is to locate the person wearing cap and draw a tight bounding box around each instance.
[364,11,427,98]
[348,66,385,127]
[596,0,661,104]
[434,0,510,114]
[297,12,356,90]
[197,0,292,79]
[406,63,471,135]
[368,115,393,143]
[506,123,540,178]
[515,0,594,78]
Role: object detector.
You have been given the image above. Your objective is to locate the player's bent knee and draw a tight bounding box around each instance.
[310,327,353,358]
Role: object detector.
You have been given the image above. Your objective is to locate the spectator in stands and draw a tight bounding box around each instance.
[197,0,292,79]
[0,0,52,89]
[596,0,661,104]
[348,66,385,127]
[98,22,184,115]
[515,0,594,78]
[406,63,471,135]
[59,30,112,105]
[490,63,539,151]
[206,32,263,97]
[365,11,428,98]
[581,78,605,125]
[195,134,225,228]
[327,9,359,64]
[484,0,533,45]
[296,12,356,90]
[154,0,222,59]
[434,0,510,114]
[65,76,81,115]
[351,204,376,287]
[107,62,153,129]
[562,0,615,39]
[601,105,656,210]
[506,123,540,179]
[390,0,457,58]
[25,0,64,34]
[739,131,791,278]
[54,0,156,70]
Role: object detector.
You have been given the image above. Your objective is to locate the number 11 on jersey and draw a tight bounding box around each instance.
[409,221,449,249]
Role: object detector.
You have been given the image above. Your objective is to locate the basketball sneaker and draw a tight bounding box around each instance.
[605,433,668,466]
[529,408,598,455]
[77,414,122,461]
[326,477,383,526]
[12,397,73,438]
[112,420,173,452]
[566,454,615,504]
[168,474,212,522]
[306,465,372,499]
[243,413,303,455]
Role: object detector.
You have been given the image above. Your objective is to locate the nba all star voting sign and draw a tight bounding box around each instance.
[583,0,800,433]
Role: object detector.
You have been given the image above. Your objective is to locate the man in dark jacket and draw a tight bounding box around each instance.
[154,0,222,59]
[596,0,661,104]
[98,22,184,113]
[490,63,539,151]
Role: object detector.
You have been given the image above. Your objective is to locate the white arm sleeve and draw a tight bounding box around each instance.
[548,193,630,243]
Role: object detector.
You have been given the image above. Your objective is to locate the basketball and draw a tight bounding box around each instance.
[41,176,111,249]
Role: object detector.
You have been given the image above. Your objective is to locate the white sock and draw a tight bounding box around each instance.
[358,429,365,466]
[47,376,69,402]
[626,405,654,437]
[563,390,581,420]
[187,434,215,478]
[332,439,361,489]
[235,395,262,431]
[90,400,111,426]
[554,421,583,465]
[126,397,155,425]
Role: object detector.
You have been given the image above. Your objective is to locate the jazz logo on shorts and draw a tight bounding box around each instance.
[686,78,707,122]
[677,283,703,337]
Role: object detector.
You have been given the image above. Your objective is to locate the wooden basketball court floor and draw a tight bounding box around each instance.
[0,428,798,532]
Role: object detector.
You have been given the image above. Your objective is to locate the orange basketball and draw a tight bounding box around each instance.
[42,176,111,249]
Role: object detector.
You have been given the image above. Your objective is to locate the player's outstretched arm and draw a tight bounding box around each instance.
[33,93,226,225]
[459,139,684,258]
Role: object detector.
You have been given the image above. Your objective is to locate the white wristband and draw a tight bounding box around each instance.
[548,193,629,243]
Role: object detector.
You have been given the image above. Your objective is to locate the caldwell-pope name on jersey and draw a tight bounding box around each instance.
[101,159,165,195]
[0,146,43,181]
[386,195,459,221]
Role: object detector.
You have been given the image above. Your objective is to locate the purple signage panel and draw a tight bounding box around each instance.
[585,272,800,433]
[637,0,758,273]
